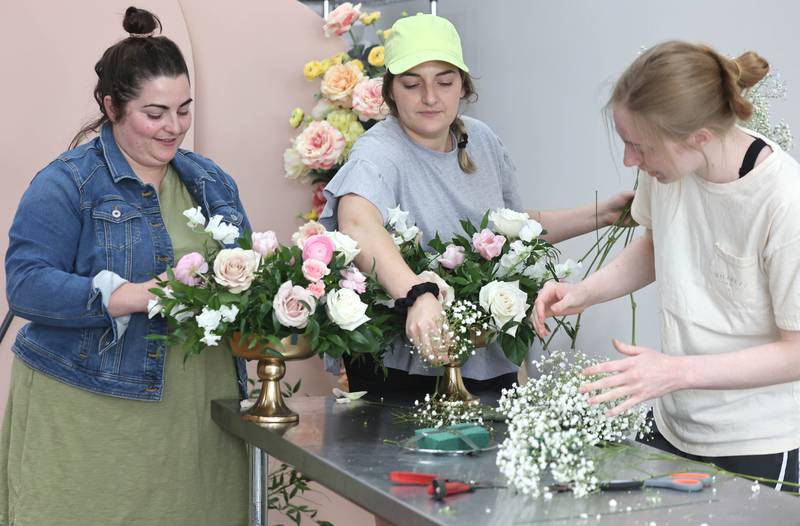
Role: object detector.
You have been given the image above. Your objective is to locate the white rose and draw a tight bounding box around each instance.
[213,248,260,293]
[519,219,543,242]
[183,206,206,229]
[325,231,361,265]
[326,288,370,331]
[479,280,530,336]
[205,215,240,245]
[489,208,529,238]
[196,307,223,333]
[283,147,310,181]
[417,271,455,307]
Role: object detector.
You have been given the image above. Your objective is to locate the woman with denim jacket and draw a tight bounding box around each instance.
[0,7,250,525]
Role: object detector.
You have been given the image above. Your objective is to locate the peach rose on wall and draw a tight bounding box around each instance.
[323,2,362,37]
[294,121,346,170]
[352,77,387,121]
[321,62,364,108]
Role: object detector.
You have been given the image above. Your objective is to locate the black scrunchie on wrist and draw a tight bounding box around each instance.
[394,282,440,315]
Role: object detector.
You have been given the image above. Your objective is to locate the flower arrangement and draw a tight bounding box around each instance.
[284,2,391,220]
[496,349,650,498]
[743,70,793,151]
[386,208,580,365]
[148,210,397,361]
[390,207,578,366]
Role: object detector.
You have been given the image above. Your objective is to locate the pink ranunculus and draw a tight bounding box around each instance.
[323,2,362,37]
[292,220,327,248]
[252,231,279,257]
[307,281,326,299]
[294,121,346,170]
[472,229,506,260]
[352,77,387,121]
[302,259,331,283]
[273,281,317,329]
[437,244,466,269]
[302,234,335,265]
[174,252,208,286]
[339,266,367,294]
[311,183,327,218]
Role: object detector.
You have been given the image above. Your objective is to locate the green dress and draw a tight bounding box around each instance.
[0,167,248,526]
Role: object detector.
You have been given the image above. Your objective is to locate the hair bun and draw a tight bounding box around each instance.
[733,51,769,90]
[122,6,162,37]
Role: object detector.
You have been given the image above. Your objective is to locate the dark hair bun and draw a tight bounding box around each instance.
[123,6,162,36]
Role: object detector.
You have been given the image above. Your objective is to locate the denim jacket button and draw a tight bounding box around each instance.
[111,208,121,219]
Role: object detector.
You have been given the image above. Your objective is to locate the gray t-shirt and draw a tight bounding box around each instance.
[319,115,523,380]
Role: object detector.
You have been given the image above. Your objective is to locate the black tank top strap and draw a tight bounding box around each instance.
[739,137,768,178]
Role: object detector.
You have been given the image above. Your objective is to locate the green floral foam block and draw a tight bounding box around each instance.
[414,423,489,450]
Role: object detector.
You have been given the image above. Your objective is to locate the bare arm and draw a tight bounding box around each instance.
[337,194,443,347]
[532,230,655,336]
[531,190,634,244]
[583,330,800,416]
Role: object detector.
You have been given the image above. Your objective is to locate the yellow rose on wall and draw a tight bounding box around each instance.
[360,11,381,25]
[303,60,323,81]
[367,46,384,67]
[331,52,348,65]
[347,59,364,72]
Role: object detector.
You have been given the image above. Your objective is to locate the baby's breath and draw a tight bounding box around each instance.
[496,350,650,498]
[411,393,486,429]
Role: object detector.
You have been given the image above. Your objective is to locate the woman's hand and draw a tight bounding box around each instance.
[108,272,167,317]
[600,190,636,227]
[580,339,686,417]
[406,292,446,359]
[531,280,591,337]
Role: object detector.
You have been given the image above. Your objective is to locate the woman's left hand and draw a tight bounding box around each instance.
[579,339,685,417]
[601,190,636,227]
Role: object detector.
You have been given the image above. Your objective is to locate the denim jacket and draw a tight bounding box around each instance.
[5,123,251,401]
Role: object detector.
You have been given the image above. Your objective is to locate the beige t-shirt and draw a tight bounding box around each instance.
[631,129,800,457]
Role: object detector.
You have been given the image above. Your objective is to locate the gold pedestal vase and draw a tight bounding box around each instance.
[230,332,314,424]
[436,331,489,405]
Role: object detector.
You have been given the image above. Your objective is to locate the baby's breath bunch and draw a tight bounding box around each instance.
[412,393,486,429]
[496,350,650,498]
[410,300,492,366]
[743,71,793,151]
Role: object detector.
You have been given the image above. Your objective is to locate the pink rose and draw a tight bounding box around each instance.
[323,2,362,37]
[302,259,331,283]
[472,229,506,260]
[294,121,346,170]
[339,266,367,294]
[307,281,326,299]
[352,77,387,121]
[302,234,335,265]
[292,220,327,248]
[174,252,208,286]
[273,281,317,329]
[437,244,465,269]
[252,231,279,257]
[312,183,327,218]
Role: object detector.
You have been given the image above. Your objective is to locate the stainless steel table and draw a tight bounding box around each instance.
[211,396,799,525]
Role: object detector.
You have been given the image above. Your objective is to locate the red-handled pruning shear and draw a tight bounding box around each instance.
[600,472,713,492]
[389,471,505,500]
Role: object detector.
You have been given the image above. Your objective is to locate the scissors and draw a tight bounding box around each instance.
[389,471,505,500]
[600,472,713,492]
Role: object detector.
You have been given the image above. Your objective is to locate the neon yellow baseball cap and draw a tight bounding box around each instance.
[384,14,470,74]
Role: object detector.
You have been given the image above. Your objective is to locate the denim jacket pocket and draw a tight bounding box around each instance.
[92,198,144,250]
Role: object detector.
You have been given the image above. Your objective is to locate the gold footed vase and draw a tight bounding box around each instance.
[435,331,490,405]
[230,332,313,424]
[438,361,480,405]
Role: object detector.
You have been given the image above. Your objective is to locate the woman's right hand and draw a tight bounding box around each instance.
[405,292,446,357]
[532,281,591,337]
